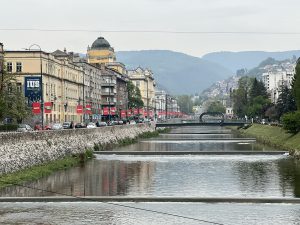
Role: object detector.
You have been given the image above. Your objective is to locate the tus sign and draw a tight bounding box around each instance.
[24,76,42,103]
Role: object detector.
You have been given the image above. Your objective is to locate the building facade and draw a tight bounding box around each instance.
[4,50,84,124]
[87,37,129,120]
[128,67,156,114]
[262,69,295,103]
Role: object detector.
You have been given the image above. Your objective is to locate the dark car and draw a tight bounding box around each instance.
[75,123,86,128]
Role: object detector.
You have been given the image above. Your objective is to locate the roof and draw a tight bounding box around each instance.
[91,37,111,49]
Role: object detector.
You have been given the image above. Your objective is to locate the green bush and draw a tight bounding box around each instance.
[0,124,18,131]
[282,111,300,134]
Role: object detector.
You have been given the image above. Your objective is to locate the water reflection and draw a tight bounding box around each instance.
[2,126,300,199]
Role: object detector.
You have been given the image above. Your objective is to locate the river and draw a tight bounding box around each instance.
[0,126,300,225]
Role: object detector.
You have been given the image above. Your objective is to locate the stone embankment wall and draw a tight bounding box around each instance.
[0,124,154,175]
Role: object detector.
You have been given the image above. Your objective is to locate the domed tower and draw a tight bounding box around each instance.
[87,37,116,65]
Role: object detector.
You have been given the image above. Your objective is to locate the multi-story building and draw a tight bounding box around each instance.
[262,68,295,103]
[128,67,156,114]
[87,37,128,119]
[4,50,84,124]
[155,90,166,119]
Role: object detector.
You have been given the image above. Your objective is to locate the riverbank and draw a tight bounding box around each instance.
[236,124,300,157]
[0,125,169,189]
[0,150,93,189]
[0,124,155,176]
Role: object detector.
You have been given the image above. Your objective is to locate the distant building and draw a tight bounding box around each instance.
[87,37,116,65]
[128,67,156,116]
[87,37,129,120]
[262,68,295,103]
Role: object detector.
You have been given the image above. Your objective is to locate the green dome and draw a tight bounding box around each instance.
[91,37,111,49]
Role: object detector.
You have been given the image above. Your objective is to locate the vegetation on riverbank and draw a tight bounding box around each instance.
[238,124,300,154]
[0,149,94,189]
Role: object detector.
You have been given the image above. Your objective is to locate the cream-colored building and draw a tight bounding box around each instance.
[4,50,84,124]
[128,67,156,112]
[87,37,129,119]
[87,37,116,65]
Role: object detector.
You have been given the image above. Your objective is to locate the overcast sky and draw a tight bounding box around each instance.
[1,0,300,57]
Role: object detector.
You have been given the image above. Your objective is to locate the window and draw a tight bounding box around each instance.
[16,83,22,92]
[136,81,140,87]
[7,62,12,72]
[16,62,22,72]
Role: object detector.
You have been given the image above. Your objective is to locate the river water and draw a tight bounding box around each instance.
[1,126,300,224]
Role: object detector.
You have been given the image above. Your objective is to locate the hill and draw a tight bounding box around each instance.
[202,51,300,72]
[116,50,233,94]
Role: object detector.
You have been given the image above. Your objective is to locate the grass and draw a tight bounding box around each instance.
[238,124,300,154]
[0,150,94,189]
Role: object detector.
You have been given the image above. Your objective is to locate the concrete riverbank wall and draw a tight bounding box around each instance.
[0,124,154,175]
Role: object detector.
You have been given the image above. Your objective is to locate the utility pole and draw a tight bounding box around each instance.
[0,43,4,95]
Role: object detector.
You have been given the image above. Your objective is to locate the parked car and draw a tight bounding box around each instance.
[87,122,96,129]
[97,121,107,127]
[43,125,52,130]
[117,120,124,125]
[75,123,86,129]
[34,124,42,131]
[129,120,136,125]
[62,122,72,129]
[51,123,63,130]
[17,124,33,132]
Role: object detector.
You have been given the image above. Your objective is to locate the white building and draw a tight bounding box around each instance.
[262,68,295,103]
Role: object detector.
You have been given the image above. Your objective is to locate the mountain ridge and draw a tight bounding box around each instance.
[202,50,300,72]
[116,50,233,94]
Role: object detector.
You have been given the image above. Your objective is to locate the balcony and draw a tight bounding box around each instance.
[101,100,116,105]
[101,90,116,96]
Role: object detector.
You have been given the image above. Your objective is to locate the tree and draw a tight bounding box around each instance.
[232,77,252,118]
[282,111,300,134]
[0,67,31,123]
[207,101,225,113]
[292,59,300,109]
[247,96,271,118]
[249,78,268,102]
[127,81,144,109]
[276,85,297,118]
[177,95,193,113]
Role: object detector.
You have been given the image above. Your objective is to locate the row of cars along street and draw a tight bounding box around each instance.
[14,118,151,132]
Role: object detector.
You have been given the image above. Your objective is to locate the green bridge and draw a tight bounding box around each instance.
[155,121,250,128]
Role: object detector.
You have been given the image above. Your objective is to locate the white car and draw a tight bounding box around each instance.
[51,123,63,130]
[129,120,136,124]
[17,124,33,132]
[87,122,96,129]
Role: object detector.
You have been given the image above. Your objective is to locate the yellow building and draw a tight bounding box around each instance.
[128,67,156,113]
[87,37,116,65]
[4,50,84,124]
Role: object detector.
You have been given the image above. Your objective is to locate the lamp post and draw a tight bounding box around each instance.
[108,76,111,122]
[165,93,168,120]
[146,78,149,119]
[27,44,43,128]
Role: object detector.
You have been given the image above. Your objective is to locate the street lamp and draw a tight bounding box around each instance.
[146,78,149,119]
[27,44,43,128]
[108,76,111,122]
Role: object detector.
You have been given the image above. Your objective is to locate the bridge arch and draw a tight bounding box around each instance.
[199,112,225,123]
